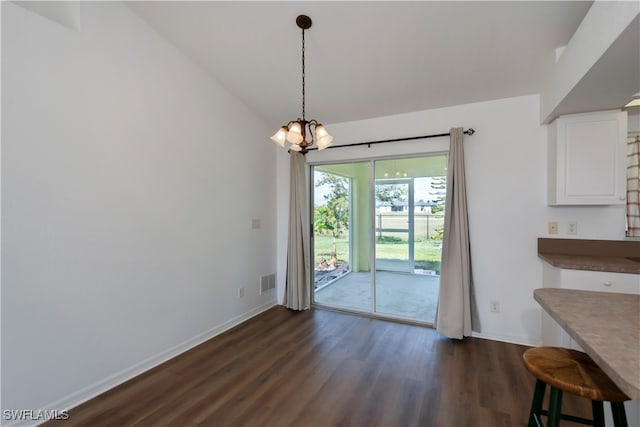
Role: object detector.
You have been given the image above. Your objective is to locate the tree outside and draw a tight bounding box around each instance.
[376,183,408,210]
[314,173,349,258]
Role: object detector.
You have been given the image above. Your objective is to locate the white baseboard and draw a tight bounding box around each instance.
[2,301,276,427]
[472,331,541,347]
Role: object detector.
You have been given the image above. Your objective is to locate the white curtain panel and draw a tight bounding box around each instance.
[284,152,310,310]
[436,128,475,339]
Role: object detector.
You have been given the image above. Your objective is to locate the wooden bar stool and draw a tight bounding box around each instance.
[523,347,629,427]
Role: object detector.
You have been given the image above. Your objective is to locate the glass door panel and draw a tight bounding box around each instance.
[375,180,412,273]
[312,162,371,313]
[373,156,447,324]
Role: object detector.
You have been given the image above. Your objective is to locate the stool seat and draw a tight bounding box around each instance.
[523,347,629,402]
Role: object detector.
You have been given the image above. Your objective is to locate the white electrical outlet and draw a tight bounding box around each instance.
[568,221,578,235]
[238,287,245,298]
[490,300,500,313]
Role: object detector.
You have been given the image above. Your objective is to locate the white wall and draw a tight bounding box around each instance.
[629,111,640,133]
[277,94,626,345]
[1,1,277,417]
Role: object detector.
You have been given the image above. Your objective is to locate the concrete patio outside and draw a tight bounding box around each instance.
[314,270,440,324]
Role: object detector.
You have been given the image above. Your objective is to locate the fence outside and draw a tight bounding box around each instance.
[376,212,445,240]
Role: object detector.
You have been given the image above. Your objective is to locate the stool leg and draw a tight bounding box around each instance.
[528,379,546,427]
[591,400,605,427]
[610,402,628,427]
[547,387,563,427]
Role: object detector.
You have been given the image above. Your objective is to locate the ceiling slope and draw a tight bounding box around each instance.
[128,1,596,125]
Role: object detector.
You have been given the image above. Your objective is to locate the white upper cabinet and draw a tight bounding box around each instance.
[547,110,627,205]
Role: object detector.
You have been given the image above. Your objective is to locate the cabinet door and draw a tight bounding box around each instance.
[560,269,640,294]
[548,110,627,205]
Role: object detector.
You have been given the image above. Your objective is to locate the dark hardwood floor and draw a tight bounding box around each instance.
[45,306,591,426]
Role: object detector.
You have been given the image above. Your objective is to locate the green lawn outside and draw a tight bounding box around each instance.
[314,234,442,271]
[314,235,350,264]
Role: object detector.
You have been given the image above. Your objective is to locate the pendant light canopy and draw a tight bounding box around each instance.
[270,15,333,154]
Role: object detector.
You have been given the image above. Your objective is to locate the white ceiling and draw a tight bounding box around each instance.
[127,1,604,126]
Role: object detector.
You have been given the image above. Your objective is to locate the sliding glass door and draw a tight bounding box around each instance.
[312,155,447,325]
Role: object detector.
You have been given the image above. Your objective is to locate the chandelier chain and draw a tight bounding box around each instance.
[301,27,306,121]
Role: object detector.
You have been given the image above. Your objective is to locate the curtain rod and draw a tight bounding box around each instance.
[305,128,475,152]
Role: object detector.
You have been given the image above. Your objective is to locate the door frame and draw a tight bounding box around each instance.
[308,152,447,326]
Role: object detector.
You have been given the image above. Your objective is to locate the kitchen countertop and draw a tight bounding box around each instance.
[534,288,640,401]
[538,253,640,274]
[538,238,640,274]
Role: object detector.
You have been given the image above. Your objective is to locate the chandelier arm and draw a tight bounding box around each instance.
[305,122,314,145]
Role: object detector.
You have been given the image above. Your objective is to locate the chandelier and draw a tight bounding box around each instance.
[270,15,333,154]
